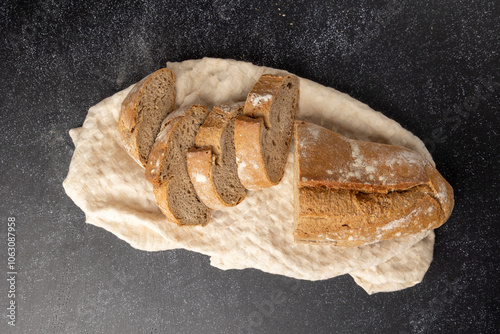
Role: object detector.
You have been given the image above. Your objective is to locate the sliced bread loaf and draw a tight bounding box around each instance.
[235,74,299,190]
[293,121,454,247]
[145,105,212,226]
[186,103,246,209]
[119,68,176,167]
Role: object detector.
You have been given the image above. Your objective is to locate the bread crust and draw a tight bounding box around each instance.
[235,74,299,190]
[118,68,176,167]
[293,121,454,247]
[234,116,270,190]
[145,105,212,226]
[187,104,246,209]
[144,116,181,188]
[187,147,229,209]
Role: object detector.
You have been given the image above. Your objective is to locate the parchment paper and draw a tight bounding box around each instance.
[63,58,436,294]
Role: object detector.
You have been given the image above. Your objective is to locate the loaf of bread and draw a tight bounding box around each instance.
[145,105,212,226]
[235,74,299,190]
[118,68,176,167]
[293,121,454,247]
[187,103,246,209]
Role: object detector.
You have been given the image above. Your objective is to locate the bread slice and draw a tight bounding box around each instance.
[294,121,454,247]
[119,68,176,167]
[235,74,299,190]
[145,105,212,226]
[186,103,246,209]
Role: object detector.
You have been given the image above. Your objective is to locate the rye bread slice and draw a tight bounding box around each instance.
[235,74,299,190]
[119,68,176,167]
[145,105,212,226]
[293,121,454,247]
[186,103,246,209]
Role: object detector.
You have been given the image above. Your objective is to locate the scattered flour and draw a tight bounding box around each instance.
[380,208,419,231]
[250,93,272,107]
[194,174,207,183]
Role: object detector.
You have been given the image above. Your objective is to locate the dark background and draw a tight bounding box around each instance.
[1,0,499,333]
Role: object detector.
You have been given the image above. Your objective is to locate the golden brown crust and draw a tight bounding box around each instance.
[118,68,176,167]
[293,121,455,247]
[243,74,284,129]
[119,75,150,166]
[424,164,455,223]
[187,146,230,210]
[234,116,271,190]
[297,120,430,192]
[294,185,444,247]
[152,177,181,225]
[146,115,183,224]
[144,116,182,188]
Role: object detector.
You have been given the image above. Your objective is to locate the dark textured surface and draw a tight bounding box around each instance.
[1,0,499,333]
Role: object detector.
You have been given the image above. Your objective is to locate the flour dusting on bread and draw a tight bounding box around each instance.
[250,93,273,107]
[294,121,454,247]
